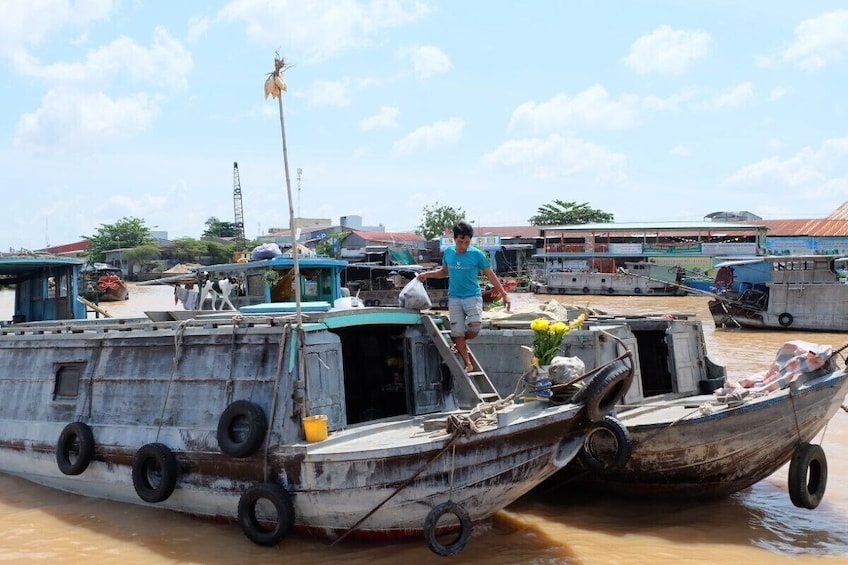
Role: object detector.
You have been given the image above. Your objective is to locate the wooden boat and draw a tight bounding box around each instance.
[80,262,129,302]
[532,261,688,297]
[472,315,848,506]
[481,278,519,303]
[0,253,87,322]
[708,255,848,331]
[0,254,633,556]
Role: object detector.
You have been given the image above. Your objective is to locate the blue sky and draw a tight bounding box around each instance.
[2,1,848,250]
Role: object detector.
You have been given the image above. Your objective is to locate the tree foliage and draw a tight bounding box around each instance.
[203,216,241,238]
[528,200,614,226]
[315,231,349,258]
[416,202,466,240]
[170,237,209,263]
[83,217,155,261]
[205,241,236,264]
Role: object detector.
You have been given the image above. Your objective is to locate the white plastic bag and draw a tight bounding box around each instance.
[398,278,432,309]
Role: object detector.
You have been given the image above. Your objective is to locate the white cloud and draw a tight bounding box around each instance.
[696,82,754,110]
[768,87,788,101]
[14,89,161,150]
[508,84,692,134]
[360,106,399,130]
[481,134,626,183]
[726,137,848,188]
[400,45,452,79]
[306,79,352,107]
[671,145,690,157]
[219,0,432,62]
[624,25,711,74]
[782,9,848,70]
[187,16,212,43]
[0,0,116,57]
[392,117,464,155]
[11,27,192,91]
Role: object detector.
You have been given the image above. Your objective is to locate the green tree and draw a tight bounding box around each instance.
[528,200,614,226]
[170,237,208,263]
[203,217,240,238]
[206,241,236,264]
[416,202,466,240]
[83,217,155,261]
[315,231,349,258]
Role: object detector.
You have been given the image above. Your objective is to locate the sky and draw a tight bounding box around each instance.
[2,1,848,250]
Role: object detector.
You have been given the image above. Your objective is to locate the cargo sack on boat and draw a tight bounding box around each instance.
[398,278,432,309]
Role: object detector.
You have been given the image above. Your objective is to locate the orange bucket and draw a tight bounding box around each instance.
[302,414,328,442]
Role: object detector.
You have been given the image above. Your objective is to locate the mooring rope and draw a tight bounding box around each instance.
[331,421,472,546]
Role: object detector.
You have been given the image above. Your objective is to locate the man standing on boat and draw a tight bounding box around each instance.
[418,221,511,372]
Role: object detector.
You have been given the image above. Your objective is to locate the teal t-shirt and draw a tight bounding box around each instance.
[443,245,490,298]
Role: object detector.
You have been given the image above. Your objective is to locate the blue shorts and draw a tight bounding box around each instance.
[449,296,483,338]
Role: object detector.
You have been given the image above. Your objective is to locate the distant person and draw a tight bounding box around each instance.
[418,221,511,372]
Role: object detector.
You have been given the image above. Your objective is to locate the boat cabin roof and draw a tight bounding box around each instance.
[0,255,85,285]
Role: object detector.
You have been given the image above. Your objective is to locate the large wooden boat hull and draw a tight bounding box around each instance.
[533,272,684,297]
[572,364,848,498]
[0,311,590,544]
[709,295,848,332]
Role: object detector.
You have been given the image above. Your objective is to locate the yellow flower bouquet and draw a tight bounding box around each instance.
[530,312,587,366]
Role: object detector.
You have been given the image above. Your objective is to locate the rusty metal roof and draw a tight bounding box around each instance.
[761,219,848,237]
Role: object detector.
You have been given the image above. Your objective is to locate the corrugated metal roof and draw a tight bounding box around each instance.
[761,219,848,237]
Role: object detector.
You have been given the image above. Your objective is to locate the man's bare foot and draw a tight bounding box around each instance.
[464,364,474,372]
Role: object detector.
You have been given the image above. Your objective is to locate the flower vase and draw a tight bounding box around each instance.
[534,364,553,398]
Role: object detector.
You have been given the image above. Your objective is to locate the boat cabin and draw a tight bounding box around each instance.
[0,255,86,323]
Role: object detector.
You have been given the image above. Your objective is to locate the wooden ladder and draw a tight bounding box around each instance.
[422,315,501,406]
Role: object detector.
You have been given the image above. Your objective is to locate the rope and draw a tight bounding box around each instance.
[262,322,291,482]
[331,424,471,546]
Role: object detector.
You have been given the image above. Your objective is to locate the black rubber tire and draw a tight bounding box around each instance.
[56,422,95,476]
[372,299,381,306]
[582,287,590,294]
[634,287,642,294]
[238,482,295,546]
[606,287,614,294]
[582,360,633,423]
[788,442,827,509]
[778,312,794,327]
[132,443,178,503]
[423,501,472,557]
[217,400,268,458]
[578,415,632,473]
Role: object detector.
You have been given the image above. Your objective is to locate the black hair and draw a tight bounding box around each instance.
[453,221,474,238]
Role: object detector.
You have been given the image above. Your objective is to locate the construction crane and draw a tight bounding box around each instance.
[232,161,246,251]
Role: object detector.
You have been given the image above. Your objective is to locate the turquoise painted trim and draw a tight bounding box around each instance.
[319,310,423,329]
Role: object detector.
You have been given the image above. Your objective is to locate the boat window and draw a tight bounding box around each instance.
[54,364,84,399]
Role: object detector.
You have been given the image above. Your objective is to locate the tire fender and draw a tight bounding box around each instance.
[132,443,178,503]
[582,360,634,423]
[238,482,295,546]
[582,287,590,294]
[217,400,268,458]
[56,422,95,476]
[578,415,632,472]
[788,442,827,509]
[778,312,794,327]
[423,501,472,557]
[634,287,642,294]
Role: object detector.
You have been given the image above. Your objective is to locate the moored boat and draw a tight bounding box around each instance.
[80,262,129,302]
[0,253,634,555]
[532,261,687,297]
[708,255,848,331]
[471,313,848,506]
